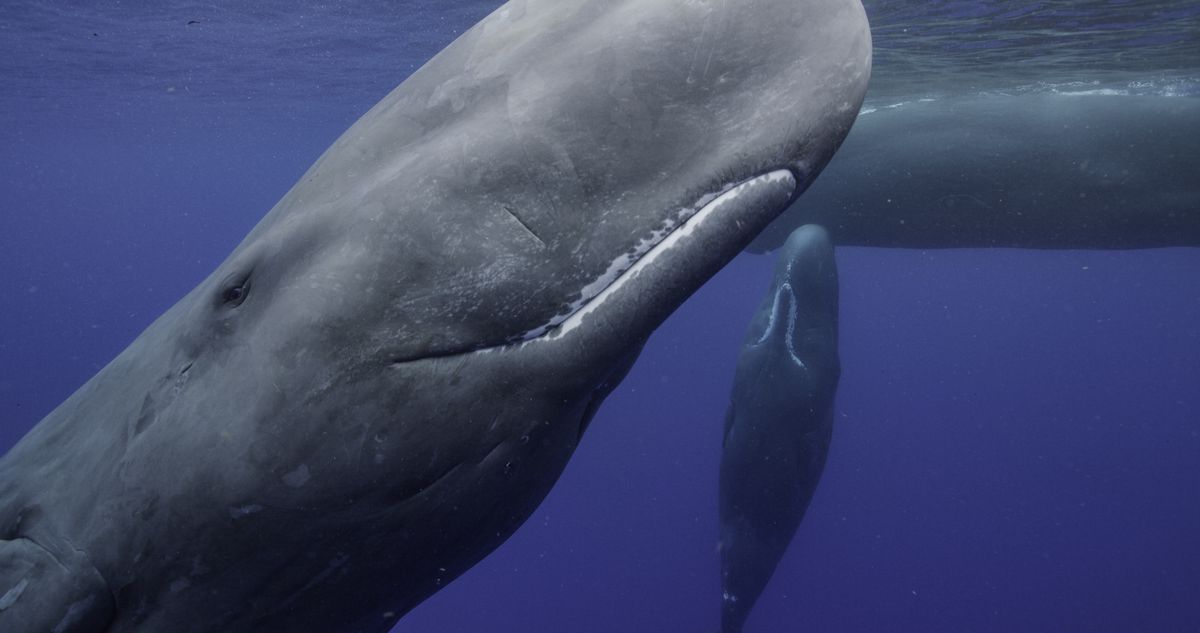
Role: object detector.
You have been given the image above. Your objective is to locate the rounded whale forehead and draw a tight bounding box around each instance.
[228,0,870,361]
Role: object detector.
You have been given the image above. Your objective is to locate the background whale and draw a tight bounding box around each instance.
[0,0,871,631]
[749,94,1200,252]
[718,225,841,633]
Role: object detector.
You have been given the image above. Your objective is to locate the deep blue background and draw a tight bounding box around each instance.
[2,2,1199,632]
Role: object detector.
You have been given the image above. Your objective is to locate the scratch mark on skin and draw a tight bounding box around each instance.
[687,0,727,84]
[53,595,97,632]
[687,8,712,84]
[502,205,546,247]
[0,578,29,609]
[704,0,729,80]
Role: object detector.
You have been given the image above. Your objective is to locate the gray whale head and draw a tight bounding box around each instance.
[0,1,870,631]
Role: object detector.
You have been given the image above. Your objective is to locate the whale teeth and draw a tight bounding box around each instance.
[518,170,796,344]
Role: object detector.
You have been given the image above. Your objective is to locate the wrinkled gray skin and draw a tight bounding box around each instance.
[719,225,840,633]
[750,95,1200,251]
[0,1,870,632]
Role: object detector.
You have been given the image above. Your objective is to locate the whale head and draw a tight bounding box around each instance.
[742,224,841,384]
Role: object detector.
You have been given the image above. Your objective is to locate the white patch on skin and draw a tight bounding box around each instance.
[229,504,264,519]
[282,465,311,488]
[754,278,807,370]
[522,170,794,342]
[0,578,29,609]
[1057,88,1128,96]
[755,283,789,345]
[723,591,739,603]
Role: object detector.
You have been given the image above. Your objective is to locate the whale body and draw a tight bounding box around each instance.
[750,95,1200,252]
[719,225,841,633]
[0,1,871,631]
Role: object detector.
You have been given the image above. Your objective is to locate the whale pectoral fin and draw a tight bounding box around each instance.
[0,537,114,633]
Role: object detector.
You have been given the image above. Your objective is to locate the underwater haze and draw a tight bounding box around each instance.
[1,1,1198,632]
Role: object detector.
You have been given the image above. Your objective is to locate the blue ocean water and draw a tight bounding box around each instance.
[1,2,1197,632]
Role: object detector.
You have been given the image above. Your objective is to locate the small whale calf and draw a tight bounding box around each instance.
[719,225,841,633]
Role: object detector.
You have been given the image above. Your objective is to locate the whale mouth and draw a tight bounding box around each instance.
[388,169,798,368]
[524,170,797,343]
[753,280,808,370]
[513,171,797,342]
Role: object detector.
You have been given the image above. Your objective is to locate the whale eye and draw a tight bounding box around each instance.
[223,285,246,305]
[220,279,250,307]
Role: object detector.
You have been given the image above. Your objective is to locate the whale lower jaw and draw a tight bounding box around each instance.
[387,169,799,368]
[534,170,798,343]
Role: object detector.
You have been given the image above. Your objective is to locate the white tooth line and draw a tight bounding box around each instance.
[753,280,807,370]
[518,169,794,343]
[756,259,796,346]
